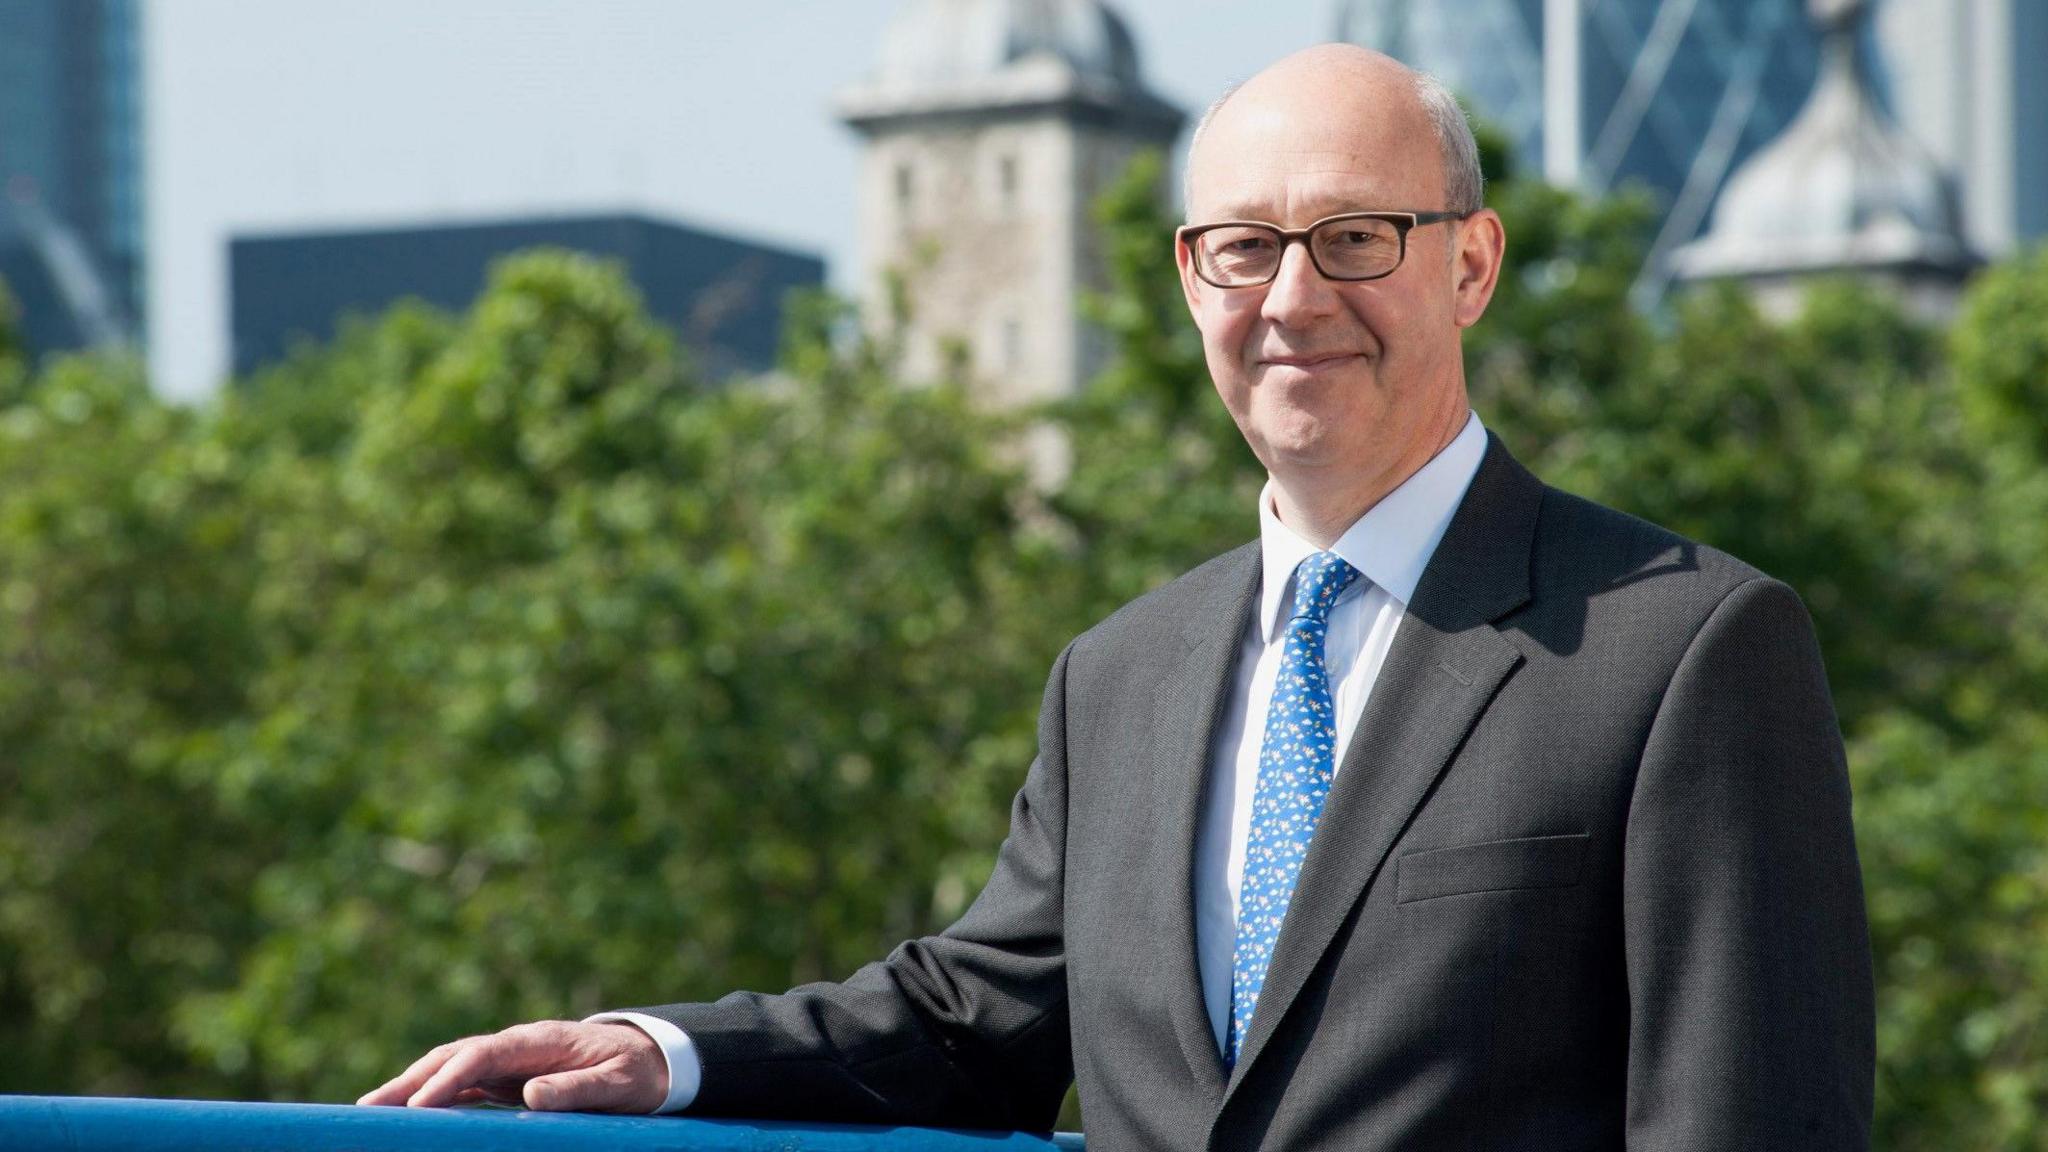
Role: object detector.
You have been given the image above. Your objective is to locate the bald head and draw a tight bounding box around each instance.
[1183,45,1482,222]
[1172,42,1508,547]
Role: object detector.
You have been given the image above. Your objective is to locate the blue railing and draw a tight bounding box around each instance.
[0,1095,1085,1151]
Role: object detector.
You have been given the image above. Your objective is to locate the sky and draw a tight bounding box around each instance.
[143,1,1346,400]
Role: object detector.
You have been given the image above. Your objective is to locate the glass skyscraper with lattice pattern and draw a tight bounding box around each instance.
[0,0,143,358]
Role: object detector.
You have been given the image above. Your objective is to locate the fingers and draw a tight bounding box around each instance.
[357,1020,663,1112]
[408,1027,558,1109]
[523,1053,665,1115]
[450,1077,532,1107]
[357,1023,561,1109]
[356,1040,460,1106]
[522,1024,668,1113]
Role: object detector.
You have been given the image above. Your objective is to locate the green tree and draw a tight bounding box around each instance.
[1050,149,1258,621]
[0,351,269,1097]
[163,253,1059,1101]
[1848,248,2048,1152]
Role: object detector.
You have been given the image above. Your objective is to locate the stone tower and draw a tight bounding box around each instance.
[837,0,1182,407]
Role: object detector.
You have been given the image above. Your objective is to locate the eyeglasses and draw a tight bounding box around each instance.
[1177,210,1471,288]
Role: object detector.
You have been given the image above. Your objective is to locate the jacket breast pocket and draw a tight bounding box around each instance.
[1395,833,1589,904]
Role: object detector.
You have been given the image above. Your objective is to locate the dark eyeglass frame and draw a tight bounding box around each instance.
[1176,209,1472,288]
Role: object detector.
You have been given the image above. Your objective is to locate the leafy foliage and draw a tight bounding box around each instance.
[0,256,1055,1101]
[0,350,267,1097]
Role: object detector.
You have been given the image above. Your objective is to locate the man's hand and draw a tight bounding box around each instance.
[355,1020,669,1113]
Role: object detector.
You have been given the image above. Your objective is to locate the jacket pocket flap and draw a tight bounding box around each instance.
[1396,833,1589,904]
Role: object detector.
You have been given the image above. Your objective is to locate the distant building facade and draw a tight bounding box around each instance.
[1872,0,2048,260]
[837,0,1182,406]
[0,0,144,359]
[228,214,824,380]
[1335,0,1821,295]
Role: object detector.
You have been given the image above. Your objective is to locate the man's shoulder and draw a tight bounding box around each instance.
[1451,433,1788,635]
[1067,540,1259,658]
[1527,481,1792,635]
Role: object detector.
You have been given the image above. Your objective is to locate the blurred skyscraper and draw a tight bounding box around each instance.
[1334,0,1820,287]
[228,213,824,381]
[0,0,143,359]
[1872,0,2048,260]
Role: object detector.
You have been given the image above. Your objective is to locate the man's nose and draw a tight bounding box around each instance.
[1259,238,1341,326]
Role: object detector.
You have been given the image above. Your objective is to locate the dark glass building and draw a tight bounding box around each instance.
[0,0,143,359]
[228,213,825,380]
[1337,0,1821,285]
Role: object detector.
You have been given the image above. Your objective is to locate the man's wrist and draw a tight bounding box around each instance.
[582,1011,700,1113]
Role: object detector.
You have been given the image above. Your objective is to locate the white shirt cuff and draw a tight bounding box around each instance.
[584,1011,701,1113]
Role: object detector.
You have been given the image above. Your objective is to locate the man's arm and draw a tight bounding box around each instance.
[361,639,1078,1127]
[614,638,1076,1128]
[1622,577,1876,1150]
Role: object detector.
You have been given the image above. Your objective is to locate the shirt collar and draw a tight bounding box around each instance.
[1256,409,1489,643]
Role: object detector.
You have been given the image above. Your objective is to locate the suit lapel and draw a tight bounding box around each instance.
[1221,434,1545,1101]
[1147,541,1261,1099]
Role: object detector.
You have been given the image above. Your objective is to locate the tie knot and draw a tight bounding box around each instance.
[1288,551,1360,625]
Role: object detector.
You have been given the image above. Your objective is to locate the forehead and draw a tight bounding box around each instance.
[1187,88,1443,224]
[1198,150,1423,224]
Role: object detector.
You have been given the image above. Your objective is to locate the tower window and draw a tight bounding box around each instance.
[894,162,915,216]
[997,154,1018,210]
[1003,316,1024,370]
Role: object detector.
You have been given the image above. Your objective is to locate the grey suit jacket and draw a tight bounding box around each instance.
[631,434,1876,1150]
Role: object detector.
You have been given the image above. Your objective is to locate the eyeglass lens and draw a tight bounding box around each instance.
[1193,217,1404,284]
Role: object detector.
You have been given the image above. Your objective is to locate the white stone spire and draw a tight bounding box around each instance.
[1669,0,1978,318]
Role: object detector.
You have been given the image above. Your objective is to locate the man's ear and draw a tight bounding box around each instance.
[1175,231,1206,327]
[1451,208,1507,329]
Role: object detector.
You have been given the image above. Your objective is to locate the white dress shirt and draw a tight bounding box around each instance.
[602,410,1490,1108]
[1191,410,1487,1052]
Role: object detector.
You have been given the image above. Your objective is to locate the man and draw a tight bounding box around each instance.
[361,44,1875,1149]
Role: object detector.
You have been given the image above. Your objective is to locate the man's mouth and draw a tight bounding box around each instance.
[1259,351,1363,370]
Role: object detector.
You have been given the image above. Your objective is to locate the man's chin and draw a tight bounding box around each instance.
[1249,425,1361,475]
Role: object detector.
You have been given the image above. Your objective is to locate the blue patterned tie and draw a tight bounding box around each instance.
[1226,550,1361,1069]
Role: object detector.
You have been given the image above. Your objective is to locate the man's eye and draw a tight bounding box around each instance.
[1223,237,1276,254]
[1330,231,1385,247]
